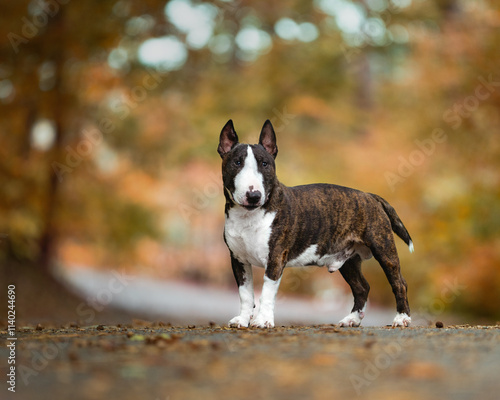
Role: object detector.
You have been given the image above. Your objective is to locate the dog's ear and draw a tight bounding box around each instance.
[218,120,239,158]
[259,119,278,159]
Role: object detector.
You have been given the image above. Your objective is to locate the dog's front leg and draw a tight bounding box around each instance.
[228,256,254,328]
[251,263,284,328]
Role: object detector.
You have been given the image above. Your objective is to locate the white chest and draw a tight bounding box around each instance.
[224,207,276,268]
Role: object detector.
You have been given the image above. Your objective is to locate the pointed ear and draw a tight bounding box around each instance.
[218,120,239,158]
[259,119,278,159]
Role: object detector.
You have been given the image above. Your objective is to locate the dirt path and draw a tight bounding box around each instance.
[2,323,499,400]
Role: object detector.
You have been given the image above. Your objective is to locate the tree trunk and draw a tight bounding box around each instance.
[353,51,373,136]
[37,10,65,273]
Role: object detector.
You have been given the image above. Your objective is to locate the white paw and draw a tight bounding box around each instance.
[228,315,250,328]
[392,313,411,327]
[339,311,363,327]
[250,313,274,329]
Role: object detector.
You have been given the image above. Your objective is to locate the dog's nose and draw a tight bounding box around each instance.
[246,190,262,204]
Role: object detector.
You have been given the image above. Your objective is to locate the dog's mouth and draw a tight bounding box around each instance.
[226,186,268,210]
[242,204,260,210]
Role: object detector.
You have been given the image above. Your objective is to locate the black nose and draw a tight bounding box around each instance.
[246,190,262,204]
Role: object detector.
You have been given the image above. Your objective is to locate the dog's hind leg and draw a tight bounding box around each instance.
[338,255,370,327]
[228,256,254,328]
[370,236,411,327]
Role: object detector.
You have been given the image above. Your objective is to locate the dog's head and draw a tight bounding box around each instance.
[218,120,278,210]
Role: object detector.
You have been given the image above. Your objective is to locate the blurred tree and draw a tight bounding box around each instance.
[0,0,164,319]
[1,0,499,322]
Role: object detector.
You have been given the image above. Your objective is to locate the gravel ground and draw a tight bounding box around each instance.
[2,323,500,400]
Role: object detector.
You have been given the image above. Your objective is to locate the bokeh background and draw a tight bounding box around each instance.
[1,0,499,324]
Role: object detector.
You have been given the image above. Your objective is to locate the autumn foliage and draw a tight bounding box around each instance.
[1,0,499,321]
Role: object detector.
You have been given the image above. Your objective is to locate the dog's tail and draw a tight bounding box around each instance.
[370,193,414,253]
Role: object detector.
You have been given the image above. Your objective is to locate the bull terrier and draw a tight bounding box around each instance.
[218,119,413,328]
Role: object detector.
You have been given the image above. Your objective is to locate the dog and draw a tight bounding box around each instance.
[218,119,413,328]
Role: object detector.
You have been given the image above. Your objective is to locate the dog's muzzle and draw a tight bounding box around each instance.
[226,187,263,209]
[245,190,262,206]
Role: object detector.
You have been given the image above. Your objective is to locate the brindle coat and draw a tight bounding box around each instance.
[218,120,412,326]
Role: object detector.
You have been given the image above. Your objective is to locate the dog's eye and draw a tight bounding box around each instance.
[234,160,241,166]
[262,161,268,167]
